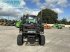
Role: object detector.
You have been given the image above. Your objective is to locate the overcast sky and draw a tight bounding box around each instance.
[0,0,70,21]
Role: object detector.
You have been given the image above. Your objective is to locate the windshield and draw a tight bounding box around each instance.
[26,17,37,23]
[21,16,37,24]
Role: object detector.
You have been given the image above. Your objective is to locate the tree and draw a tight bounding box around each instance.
[37,8,58,23]
[61,18,67,24]
[68,21,70,25]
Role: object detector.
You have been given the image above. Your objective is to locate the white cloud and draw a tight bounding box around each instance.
[52,8,64,14]
[22,7,40,16]
[57,0,68,7]
[19,0,26,8]
[45,0,69,8]
[32,0,69,14]
[32,0,69,10]
[0,1,21,17]
[30,10,39,15]
[0,0,26,17]
[24,10,39,15]
[0,0,69,17]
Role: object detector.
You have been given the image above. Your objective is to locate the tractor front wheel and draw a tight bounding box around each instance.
[17,35,23,45]
[39,35,45,45]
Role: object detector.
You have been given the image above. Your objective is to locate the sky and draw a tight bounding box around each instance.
[0,0,70,21]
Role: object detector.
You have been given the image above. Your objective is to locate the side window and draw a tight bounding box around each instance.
[38,18,41,24]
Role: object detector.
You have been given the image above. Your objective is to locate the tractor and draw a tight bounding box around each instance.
[16,15,45,46]
[53,23,62,29]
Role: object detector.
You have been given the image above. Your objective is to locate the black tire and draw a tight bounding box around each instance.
[39,35,45,45]
[17,35,23,45]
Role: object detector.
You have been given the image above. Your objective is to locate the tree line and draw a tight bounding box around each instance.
[0,19,15,26]
[0,8,70,26]
[57,18,70,25]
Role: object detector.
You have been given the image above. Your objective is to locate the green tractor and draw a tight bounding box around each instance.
[53,23,62,29]
[16,15,45,46]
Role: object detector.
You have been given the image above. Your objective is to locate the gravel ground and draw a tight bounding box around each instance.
[0,26,70,52]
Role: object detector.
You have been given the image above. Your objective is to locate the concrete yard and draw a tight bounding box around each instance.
[0,26,70,52]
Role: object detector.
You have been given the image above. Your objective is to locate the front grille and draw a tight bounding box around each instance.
[23,29,36,31]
